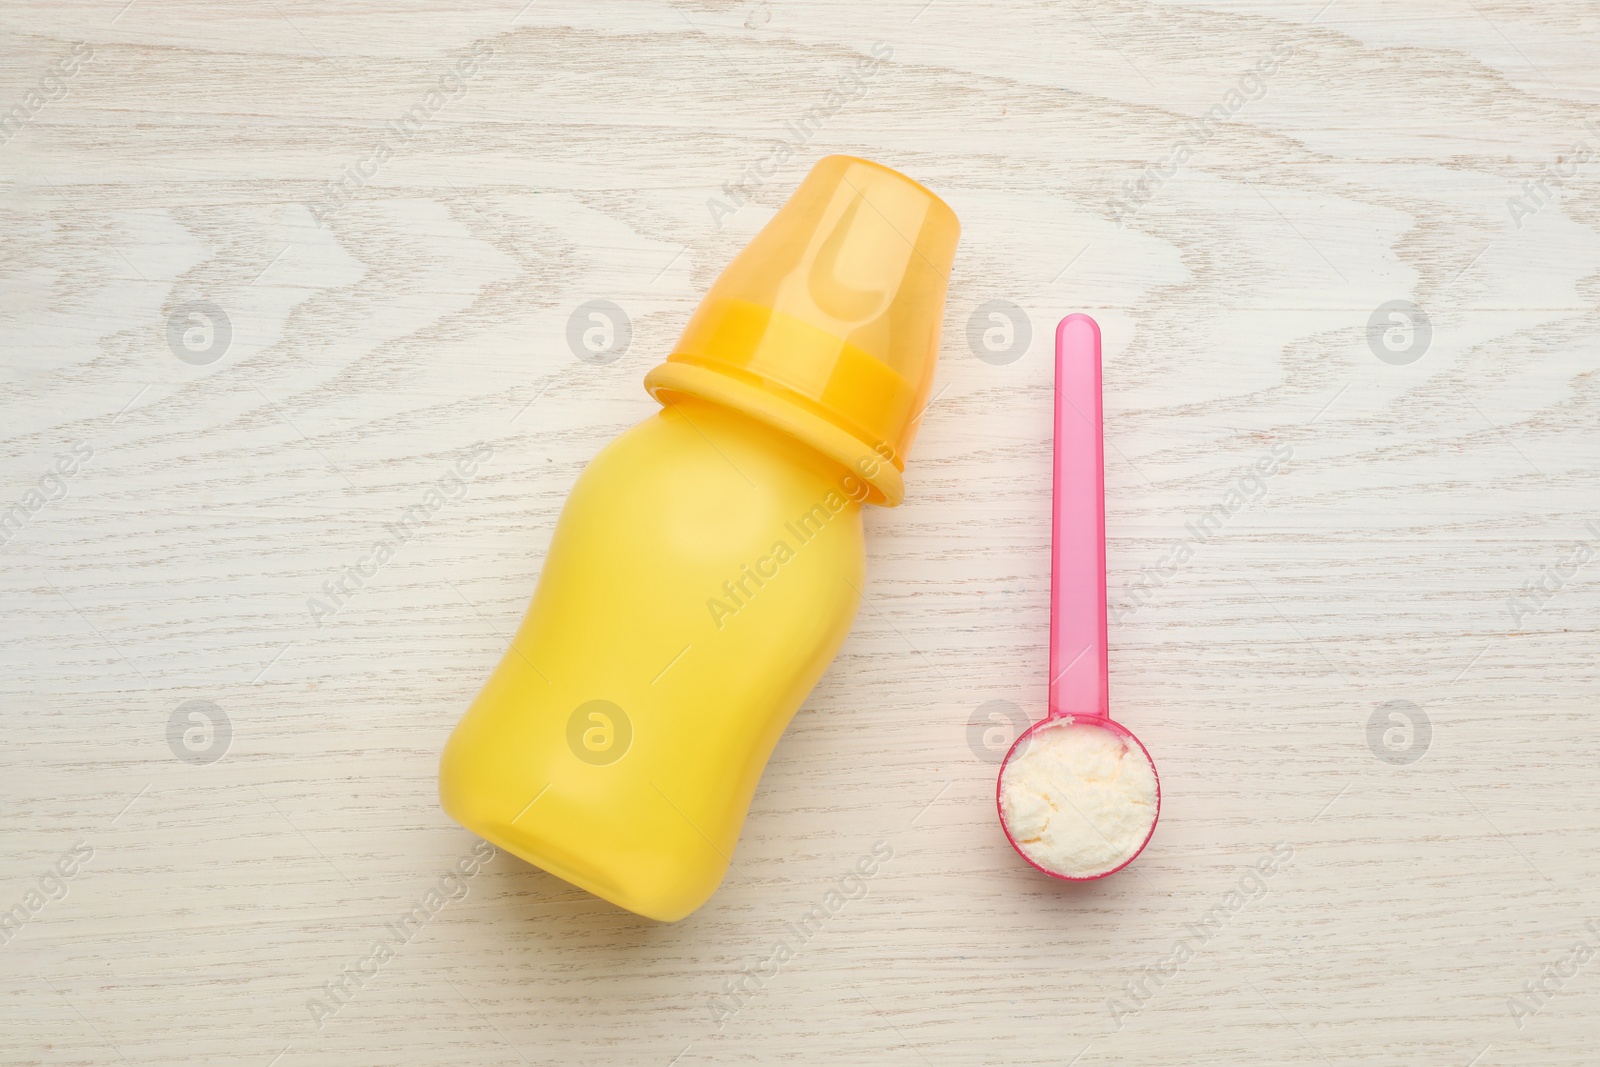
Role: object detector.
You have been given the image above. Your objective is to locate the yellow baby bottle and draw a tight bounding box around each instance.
[438,156,960,921]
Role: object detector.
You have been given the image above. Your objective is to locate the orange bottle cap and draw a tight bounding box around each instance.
[644,155,960,506]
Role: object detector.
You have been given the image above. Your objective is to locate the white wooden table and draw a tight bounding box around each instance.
[3,2,1598,1064]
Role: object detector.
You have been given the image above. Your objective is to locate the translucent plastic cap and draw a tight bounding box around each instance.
[644,156,960,506]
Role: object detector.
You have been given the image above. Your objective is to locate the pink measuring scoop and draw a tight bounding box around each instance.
[996,314,1161,881]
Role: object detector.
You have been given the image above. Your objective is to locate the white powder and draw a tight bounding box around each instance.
[999,720,1158,878]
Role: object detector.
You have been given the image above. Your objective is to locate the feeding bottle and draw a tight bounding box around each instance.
[438,155,960,921]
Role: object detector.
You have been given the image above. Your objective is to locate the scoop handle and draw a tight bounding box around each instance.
[1048,314,1109,721]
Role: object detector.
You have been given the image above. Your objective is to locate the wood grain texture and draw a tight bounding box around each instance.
[2,1,1597,1064]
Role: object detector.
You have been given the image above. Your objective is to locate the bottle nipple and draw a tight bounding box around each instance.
[645,156,960,506]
